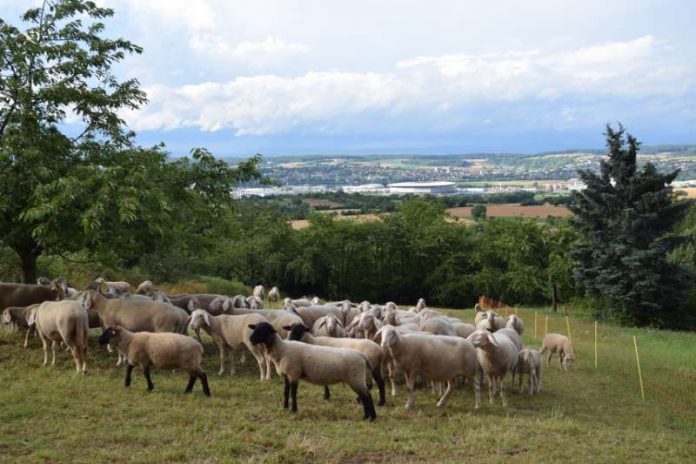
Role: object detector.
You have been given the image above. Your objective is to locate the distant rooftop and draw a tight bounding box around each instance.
[387,181,456,188]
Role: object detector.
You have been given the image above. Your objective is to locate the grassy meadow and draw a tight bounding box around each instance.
[0,306,694,463]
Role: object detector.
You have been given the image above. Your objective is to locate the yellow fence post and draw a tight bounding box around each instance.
[633,336,645,400]
[594,320,598,368]
[544,314,548,337]
[565,316,572,341]
[534,311,537,338]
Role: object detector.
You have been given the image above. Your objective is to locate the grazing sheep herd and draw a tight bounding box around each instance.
[0,278,576,421]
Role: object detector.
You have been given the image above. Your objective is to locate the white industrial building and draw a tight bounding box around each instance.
[340,184,389,195]
[387,181,457,195]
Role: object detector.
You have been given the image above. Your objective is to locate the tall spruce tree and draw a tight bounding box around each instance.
[570,125,690,327]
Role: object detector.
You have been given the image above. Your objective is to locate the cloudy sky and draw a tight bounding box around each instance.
[3,0,695,155]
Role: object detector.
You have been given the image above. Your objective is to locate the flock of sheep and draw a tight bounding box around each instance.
[0,277,576,421]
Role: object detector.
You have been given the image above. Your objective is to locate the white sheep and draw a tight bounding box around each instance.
[379,326,480,410]
[476,310,504,332]
[134,280,155,295]
[268,287,280,306]
[415,298,426,311]
[513,348,542,394]
[286,323,386,406]
[253,285,265,300]
[496,327,523,351]
[469,329,519,407]
[248,322,376,420]
[312,314,346,338]
[419,317,456,336]
[188,309,271,380]
[540,333,575,372]
[95,277,131,293]
[28,301,89,373]
[98,326,210,396]
[506,314,525,335]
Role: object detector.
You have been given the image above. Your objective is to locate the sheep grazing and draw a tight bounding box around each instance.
[506,314,525,335]
[134,280,155,295]
[99,326,210,396]
[379,326,480,410]
[28,301,89,373]
[469,329,519,407]
[312,314,345,338]
[287,323,386,406]
[188,309,271,380]
[248,322,377,421]
[268,287,280,306]
[540,333,575,372]
[514,349,542,395]
[253,285,265,300]
[2,304,40,347]
[95,277,131,294]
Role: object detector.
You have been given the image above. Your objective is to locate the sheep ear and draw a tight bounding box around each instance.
[248,324,257,330]
[222,298,231,312]
[202,311,211,326]
[318,320,326,329]
[188,299,196,312]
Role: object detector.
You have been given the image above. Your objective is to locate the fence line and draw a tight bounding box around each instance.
[633,335,645,400]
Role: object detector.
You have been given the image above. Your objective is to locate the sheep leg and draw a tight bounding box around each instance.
[185,375,197,393]
[473,375,481,410]
[125,364,134,387]
[51,340,57,367]
[405,375,416,411]
[283,376,290,409]
[107,342,113,354]
[40,336,49,366]
[24,327,32,348]
[487,374,495,405]
[436,380,454,407]
[69,345,80,373]
[199,372,211,397]
[250,346,266,381]
[217,344,226,376]
[324,386,331,400]
[500,377,508,407]
[546,351,553,367]
[372,368,386,406]
[143,366,154,392]
[290,382,299,413]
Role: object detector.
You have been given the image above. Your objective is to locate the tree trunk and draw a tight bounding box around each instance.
[551,282,558,313]
[15,245,40,284]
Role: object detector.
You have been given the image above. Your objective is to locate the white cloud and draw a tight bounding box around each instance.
[189,35,308,63]
[121,36,695,135]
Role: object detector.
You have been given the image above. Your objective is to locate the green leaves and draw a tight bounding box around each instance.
[570,125,691,327]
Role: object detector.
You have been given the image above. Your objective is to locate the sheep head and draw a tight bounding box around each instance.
[1,309,12,325]
[286,323,311,341]
[99,326,123,345]
[248,322,277,348]
[189,309,211,330]
[470,329,499,349]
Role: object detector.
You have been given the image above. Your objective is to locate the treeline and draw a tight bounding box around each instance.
[246,191,573,220]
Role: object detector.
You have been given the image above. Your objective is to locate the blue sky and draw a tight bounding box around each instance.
[2,0,695,156]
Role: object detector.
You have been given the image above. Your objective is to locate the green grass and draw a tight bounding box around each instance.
[1,307,694,463]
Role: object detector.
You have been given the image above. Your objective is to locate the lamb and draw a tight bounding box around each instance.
[95,277,131,293]
[253,285,265,300]
[98,326,210,396]
[268,287,280,306]
[249,322,377,421]
[188,309,271,380]
[312,314,345,338]
[1,304,40,347]
[506,314,525,335]
[469,329,519,407]
[379,326,480,410]
[513,348,542,394]
[540,333,575,372]
[287,323,386,406]
[27,301,89,373]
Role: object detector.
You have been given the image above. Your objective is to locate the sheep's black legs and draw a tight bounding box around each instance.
[372,368,386,406]
[199,373,211,397]
[283,376,290,409]
[143,366,154,391]
[290,382,298,413]
[125,364,134,387]
[185,375,197,393]
[353,388,377,421]
[323,386,331,400]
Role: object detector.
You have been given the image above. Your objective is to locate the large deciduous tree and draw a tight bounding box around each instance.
[0,1,264,282]
[570,125,690,327]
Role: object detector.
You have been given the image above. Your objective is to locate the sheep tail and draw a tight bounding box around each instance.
[361,354,373,389]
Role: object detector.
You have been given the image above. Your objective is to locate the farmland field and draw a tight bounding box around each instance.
[1,306,694,463]
[447,204,573,218]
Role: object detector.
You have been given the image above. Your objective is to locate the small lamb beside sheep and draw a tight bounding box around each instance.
[99,326,210,396]
[513,348,542,394]
[540,333,576,372]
